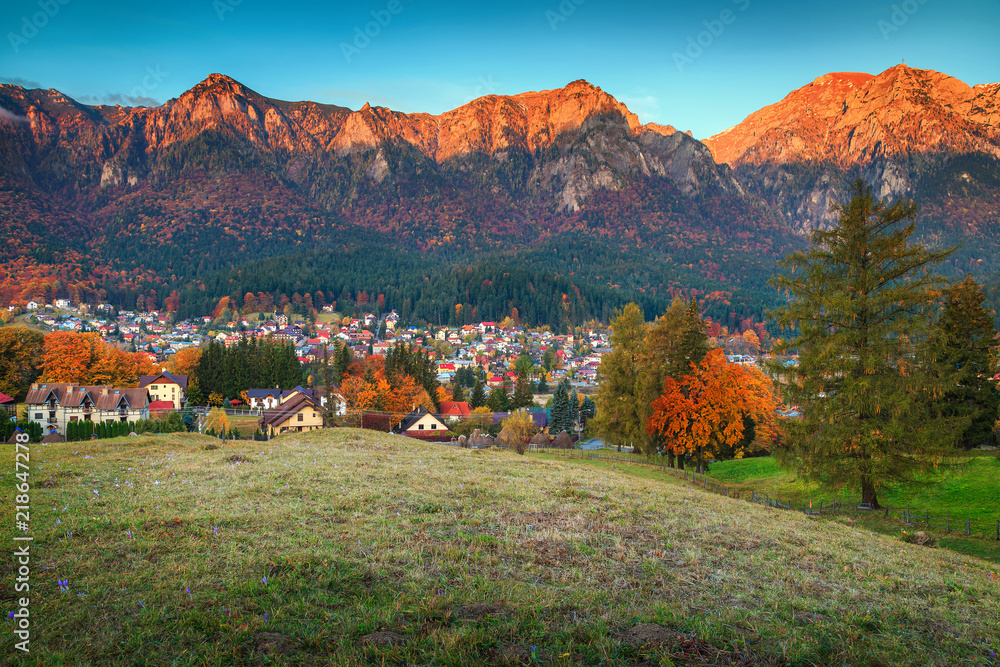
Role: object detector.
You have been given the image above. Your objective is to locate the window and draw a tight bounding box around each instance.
[297,413,303,421]
[418,424,424,430]
[35,413,42,420]
[431,423,437,430]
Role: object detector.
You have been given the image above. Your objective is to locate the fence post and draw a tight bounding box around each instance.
[966,518,971,537]
[906,503,909,524]
[946,513,950,533]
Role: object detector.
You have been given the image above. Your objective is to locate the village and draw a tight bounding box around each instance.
[7,299,635,442]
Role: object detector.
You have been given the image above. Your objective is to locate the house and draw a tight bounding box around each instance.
[149,401,175,416]
[26,301,40,310]
[0,391,15,416]
[398,406,449,439]
[247,389,282,410]
[438,401,471,420]
[138,372,188,409]
[24,382,150,435]
[259,393,323,436]
[55,298,71,309]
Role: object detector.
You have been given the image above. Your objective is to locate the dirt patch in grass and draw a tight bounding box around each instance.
[622,624,769,665]
[792,610,832,624]
[359,630,407,647]
[497,643,549,665]
[455,602,507,621]
[226,453,252,463]
[624,623,687,646]
[253,632,295,655]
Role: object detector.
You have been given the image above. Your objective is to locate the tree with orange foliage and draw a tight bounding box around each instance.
[163,290,181,312]
[646,349,778,473]
[211,296,231,320]
[40,332,160,387]
[341,355,436,425]
[168,347,202,377]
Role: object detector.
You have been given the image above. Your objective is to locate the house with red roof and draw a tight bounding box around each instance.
[438,401,471,420]
[0,391,15,416]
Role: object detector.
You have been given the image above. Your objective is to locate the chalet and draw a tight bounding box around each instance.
[0,391,15,416]
[26,301,40,310]
[259,393,323,436]
[55,299,71,309]
[139,372,188,409]
[24,383,149,436]
[438,401,471,420]
[398,406,448,439]
[247,388,282,410]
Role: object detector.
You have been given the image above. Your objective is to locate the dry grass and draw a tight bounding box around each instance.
[1,429,998,665]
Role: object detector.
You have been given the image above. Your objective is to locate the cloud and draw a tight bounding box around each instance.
[0,76,43,88]
[618,94,661,122]
[0,106,29,124]
[76,92,162,107]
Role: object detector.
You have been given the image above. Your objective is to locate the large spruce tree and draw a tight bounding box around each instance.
[770,180,962,508]
[469,377,487,409]
[549,379,574,434]
[933,275,999,449]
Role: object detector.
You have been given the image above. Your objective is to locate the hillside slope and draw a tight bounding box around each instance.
[2,430,997,665]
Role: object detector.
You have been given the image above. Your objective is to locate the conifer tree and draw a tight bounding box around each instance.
[452,381,465,403]
[569,387,580,427]
[486,385,510,412]
[470,377,487,409]
[932,275,999,449]
[510,371,534,410]
[549,379,575,434]
[770,179,961,507]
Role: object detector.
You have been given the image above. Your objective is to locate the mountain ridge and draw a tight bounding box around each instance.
[2,66,999,326]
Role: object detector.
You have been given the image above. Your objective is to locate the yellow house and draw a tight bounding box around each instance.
[259,393,323,436]
[138,372,188,409]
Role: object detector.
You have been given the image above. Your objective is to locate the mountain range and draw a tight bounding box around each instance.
[1,64,998,328]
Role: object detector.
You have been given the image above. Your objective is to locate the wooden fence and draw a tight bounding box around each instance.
[539,448,1000,541]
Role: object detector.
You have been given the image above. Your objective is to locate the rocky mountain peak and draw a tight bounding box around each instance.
[705,65,1000,168]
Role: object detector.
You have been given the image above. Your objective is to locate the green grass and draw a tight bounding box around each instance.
[227,415,263,437]
[2,432,999,665]
[708,456,1000,529]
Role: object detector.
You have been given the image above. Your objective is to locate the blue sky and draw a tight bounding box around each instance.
[2,0,998,138]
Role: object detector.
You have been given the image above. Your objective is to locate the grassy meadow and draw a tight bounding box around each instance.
[2,431,999,665]
[708,455,1000,532]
